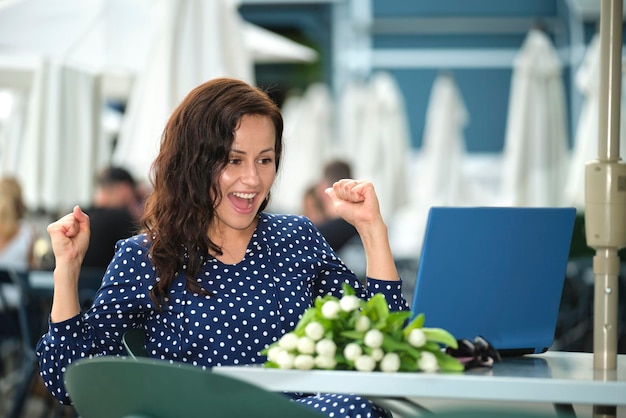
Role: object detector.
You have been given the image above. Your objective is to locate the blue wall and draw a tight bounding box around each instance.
[241,1,611,154]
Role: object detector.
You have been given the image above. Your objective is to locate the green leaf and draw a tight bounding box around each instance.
[432,350,464,372]
[423,328,458,349]
[380,335,407,352]
[294,307,318,334]
[342,282,356,296]
[382,311,412,337]
[363,293,390,324]
[340,330,366,341]
[403,313,425,339]
[422,341,443,352]
[399,355,420,372]
[263,361,279,369]
[381,335,424,360]
[314,297,325,309]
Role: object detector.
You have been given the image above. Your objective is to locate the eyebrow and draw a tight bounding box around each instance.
[231,148,275,155]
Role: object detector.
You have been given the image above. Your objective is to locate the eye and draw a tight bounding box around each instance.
[228,157,241,165]
[258,157,273,165]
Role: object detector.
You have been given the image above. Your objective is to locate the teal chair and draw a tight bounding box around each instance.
[0,269,40,418]
[64,356,325,418]
[122,328,148,358]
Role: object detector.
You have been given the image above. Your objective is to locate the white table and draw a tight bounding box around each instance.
[214,352,626,415]
[27,270,625,413]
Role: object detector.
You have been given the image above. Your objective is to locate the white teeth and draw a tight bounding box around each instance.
[233,192,255,208]
[233,192,256,200]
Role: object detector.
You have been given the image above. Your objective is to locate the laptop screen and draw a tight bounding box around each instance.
[410,207,576,356]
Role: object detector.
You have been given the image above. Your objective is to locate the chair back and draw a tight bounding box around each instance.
[0,269,39,418]
[64,356,324,418]
[0,269,33,346]
[123,328,148,358]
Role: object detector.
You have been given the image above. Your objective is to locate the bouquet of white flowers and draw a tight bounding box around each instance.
[262,283,464,373]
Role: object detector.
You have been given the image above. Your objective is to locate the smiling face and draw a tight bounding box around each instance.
[210,114,277,238]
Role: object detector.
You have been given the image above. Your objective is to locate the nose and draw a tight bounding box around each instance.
[240,161,261,186]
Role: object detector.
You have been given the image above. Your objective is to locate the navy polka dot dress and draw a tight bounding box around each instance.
[37,213,409,417]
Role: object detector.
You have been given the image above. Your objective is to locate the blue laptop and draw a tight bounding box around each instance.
[410,207,576,356]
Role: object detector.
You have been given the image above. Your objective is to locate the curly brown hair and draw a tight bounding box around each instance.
[140,78,283,309]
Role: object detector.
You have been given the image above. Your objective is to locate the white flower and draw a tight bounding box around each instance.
[343,342,363,361]
[339,295,360,312]
[296,336,316,354]
[418,351,439,373]
[354,354,376,372]
[304,321,325,341]
[364,329,384,348]
[266,346,283,363]
[321,300,341,319]
[315,338,337,357]
[370,347,384,362]
[276,350,295,369]
[380,352,400,373]
[407,328,427,348]
[314,354,337,369]
[354,315,371,332]
[278,332,299,351]
[293,354,315,370]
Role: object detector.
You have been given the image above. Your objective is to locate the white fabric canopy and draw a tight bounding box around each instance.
[500,29,569,207]
[245,24,317,64]
[0,89,27,175]
[0,0,316,75]
[0,0,318,211]
[270,83,335,215]
[112,0,254,182]
[417,72,469,206]
[0,0,157,74]
[339,72,411,220]
[389,73,470,259]
[18,61,101,212]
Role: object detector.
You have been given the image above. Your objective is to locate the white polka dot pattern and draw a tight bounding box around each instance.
[36,213,408,417]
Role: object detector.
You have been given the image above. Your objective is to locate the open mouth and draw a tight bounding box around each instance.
[230,192,256,211]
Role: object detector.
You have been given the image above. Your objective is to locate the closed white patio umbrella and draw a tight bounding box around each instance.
[417,72,468,207]
[389,73,469,259]
[500,29,569,207]
[270,82,335,215]
[18,60,101,212]
[340,72,411,220]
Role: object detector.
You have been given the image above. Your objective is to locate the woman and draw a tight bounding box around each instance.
[37,78,409,417]
[0,176,36,271]
[0,177,37,312]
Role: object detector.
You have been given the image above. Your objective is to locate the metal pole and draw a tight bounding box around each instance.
[584,0,626,372]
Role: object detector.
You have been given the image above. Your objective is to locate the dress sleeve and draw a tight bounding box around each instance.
[36,236,152,404]
[364,278,410,312]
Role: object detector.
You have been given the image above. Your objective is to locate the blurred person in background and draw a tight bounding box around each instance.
[0,176,38,341]
[0,176,37,271]
[301,183,326,225]
[315,159,359,253]
[81,166,140,269]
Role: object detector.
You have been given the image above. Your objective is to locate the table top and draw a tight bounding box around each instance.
[213,352,626,406]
